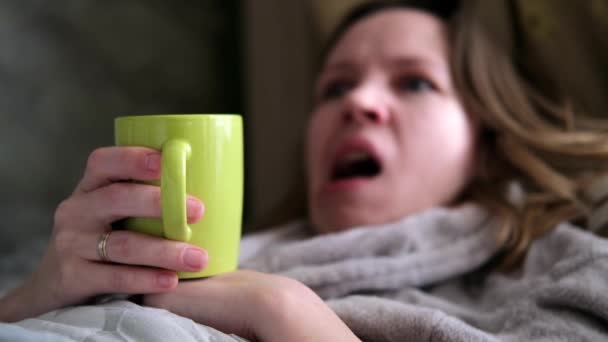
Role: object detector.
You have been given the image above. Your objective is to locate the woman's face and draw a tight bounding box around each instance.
[306,9,477,234]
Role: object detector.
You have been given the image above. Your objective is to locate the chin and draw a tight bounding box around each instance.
[311,199,437,234]
[311,207,397,234]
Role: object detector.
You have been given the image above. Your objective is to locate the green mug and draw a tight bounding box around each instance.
[114,114,243,278]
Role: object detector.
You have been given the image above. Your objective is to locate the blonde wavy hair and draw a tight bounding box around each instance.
[451,0,608,269]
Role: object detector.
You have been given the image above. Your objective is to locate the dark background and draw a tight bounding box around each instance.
[0,0,243,254]
[0,0,320,276]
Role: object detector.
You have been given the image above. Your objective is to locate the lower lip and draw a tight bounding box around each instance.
[324,177,376,193]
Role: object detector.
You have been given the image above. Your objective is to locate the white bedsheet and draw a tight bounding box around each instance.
[7,300,245,341]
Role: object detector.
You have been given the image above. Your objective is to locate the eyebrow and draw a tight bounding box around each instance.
[387,56,444,70]
[323,56,444,73]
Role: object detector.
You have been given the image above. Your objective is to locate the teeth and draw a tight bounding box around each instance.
[332,149,381,181]
[340,151,370,164]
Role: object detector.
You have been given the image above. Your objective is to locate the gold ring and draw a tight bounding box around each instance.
[97,231,112,262]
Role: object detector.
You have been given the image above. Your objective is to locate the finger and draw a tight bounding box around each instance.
[80,183,204,226]
[89,263,180,294]
[76,146,161,193]
[84,230,208,272]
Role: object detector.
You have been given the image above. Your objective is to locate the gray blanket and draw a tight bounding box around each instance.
[5,204,608,341]
[240,204,608,341]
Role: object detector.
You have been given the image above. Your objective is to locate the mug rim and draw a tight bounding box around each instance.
[115,114,241,122]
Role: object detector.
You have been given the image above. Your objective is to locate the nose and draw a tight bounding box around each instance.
[342,85,391,125]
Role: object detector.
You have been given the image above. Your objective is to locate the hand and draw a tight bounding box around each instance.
[0,146,208,322]
[144,270,360,342]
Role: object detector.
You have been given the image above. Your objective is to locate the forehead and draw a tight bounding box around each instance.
[326,9,448,67]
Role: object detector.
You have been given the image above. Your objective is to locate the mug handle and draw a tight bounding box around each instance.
[161,139,192,242]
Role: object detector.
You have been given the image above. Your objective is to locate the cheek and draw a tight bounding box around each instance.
[437,115,475,181]
[400,105,476,172]
[435,108,476,159]
[306,112,330,181]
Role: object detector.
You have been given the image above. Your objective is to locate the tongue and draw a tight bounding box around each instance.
[333,158,380,180]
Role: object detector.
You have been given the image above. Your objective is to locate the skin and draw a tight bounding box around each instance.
[1,8,475,342]
[307,9,477,234]
[0,146,209,322]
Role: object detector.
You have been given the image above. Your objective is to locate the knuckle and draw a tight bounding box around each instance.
[53,199,73,229]
[109,271,134,291]
[150,188,162,213]
[102,183,130,204]
[53,230,76,257]
[86,148,107,176]
[110,233,132,260]
[254,276,309,314]
[119,148,137,167]
[157,242,179,268]
[114,147,142,174]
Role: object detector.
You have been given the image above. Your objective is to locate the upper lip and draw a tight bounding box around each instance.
[329,137,384,180]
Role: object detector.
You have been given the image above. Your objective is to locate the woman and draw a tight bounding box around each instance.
[2,0,608,340]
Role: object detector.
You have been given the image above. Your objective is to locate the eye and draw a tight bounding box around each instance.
[319,79,354,101]
[396,75,436,93]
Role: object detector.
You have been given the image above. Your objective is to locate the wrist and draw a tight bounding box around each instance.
[0,282,37,322]
[253,279,359,341]
[0,268,61,322]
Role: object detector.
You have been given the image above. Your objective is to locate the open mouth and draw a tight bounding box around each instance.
[331,151,382,181]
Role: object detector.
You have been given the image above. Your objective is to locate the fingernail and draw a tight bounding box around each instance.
[183,248,205,269]
[157,273,176,288]
[187,197,202,218]
[146,153,161,171]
